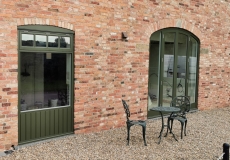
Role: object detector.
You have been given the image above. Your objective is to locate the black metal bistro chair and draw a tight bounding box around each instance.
[122,99,147,146]
[166,96,191,139]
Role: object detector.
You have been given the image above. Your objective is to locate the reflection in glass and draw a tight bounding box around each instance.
[35,35,46,47]
[162,32,175,106]
[188,37,197,105]
[22,34,34,46]
[148,31,160,110]
[176,34,187,97]
[20,52,71,111]
[48,36,58,47]
[60,37,70,48]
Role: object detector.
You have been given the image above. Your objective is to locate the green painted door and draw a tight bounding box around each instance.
[19,107,73,144]
[147,28,200,118]
[18,26,74,144]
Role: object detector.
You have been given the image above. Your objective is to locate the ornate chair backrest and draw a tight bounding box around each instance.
[122,99,130,121]
[170,96,190,116]
[148,93,157,101]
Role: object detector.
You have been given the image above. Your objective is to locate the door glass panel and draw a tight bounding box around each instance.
[188,37,197,106]
[148,31,160,110]
[48,36,58,47]
[20,52,71,111]
[163,32,175,106]
[60,37,70,48]
[176,34,187,97]
[35,35,46,47]
[22,34,34,46]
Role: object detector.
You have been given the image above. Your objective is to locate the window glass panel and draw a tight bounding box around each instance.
[188,37,197,105]
[176,34,187,97]
[148,31,160,110]
[163,32,175,106]
[35,35,46,47]
[48,36,58,47]
[60,37,70,48]
[20,52,71,111]
[22,34,34,46]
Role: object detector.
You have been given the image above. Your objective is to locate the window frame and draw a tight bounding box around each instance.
[18,25,74,112]
[19,30,73,53]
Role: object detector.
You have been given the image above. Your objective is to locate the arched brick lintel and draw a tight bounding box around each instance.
[16,18,74,31]
[16,18,201,41]
[144,19,202,40]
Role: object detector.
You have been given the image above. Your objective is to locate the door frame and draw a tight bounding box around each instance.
[18,25,75,144]
[147,28,200,118]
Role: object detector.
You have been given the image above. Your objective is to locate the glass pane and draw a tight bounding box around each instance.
[148,31,160,110]
[35,35,46,47]
[176,34,187,97]
[188,37,197,105]
[20,52,71,111]
[22,34,34,46]
[60,37,70,48]
[163,32,175,106]
[48,36,58,47]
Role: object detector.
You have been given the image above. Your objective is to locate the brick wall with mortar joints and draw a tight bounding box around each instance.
[0,0,230,151]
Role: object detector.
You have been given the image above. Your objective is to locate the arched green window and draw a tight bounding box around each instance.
[147,28,200,118]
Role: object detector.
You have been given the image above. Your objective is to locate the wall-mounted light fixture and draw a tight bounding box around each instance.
[122,32,128,41]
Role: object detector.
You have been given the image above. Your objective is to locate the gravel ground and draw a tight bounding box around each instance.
[1,107,230,160]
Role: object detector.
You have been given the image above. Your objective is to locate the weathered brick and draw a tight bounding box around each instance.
[2,103,11,107]
[0,0,229,152]
[16,3,29,8]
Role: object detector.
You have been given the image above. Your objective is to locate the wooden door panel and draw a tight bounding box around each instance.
[19,107,73,144]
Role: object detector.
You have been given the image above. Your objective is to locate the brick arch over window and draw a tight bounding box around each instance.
[16,18,74,31]
[143,19,202,40]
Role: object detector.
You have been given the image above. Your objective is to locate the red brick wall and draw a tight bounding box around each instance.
[0,0,230,151]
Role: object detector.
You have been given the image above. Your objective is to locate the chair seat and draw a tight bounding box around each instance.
[172,116,187,122]
[169,116,187,122]
[128,120,146,125]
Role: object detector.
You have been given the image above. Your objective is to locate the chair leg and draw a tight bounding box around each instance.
[142,125,147,146]
[180,121,184,139]
[170,119,174,133]
[166,118,171,137]
[184,120,187,136]
[127,125,131,145]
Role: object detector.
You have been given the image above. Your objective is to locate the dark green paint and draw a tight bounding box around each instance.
[18,25,74,144]
[19,107,73,144]
[148,28,200,118]
[18,25,74,34]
